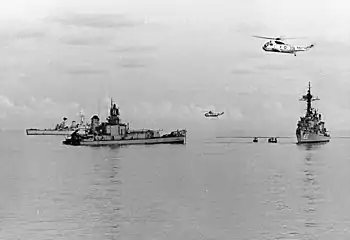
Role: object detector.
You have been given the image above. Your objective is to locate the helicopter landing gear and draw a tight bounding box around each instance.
[293,52,296,56]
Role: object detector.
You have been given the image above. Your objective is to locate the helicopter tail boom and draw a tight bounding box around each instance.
[295,44,315,52]
[307,44,315,49]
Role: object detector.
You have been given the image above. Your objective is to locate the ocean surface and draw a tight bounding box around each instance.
[1,130,350,240]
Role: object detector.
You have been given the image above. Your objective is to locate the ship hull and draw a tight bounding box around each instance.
[26,129,75,136]
[62,136,186,146]
[26,128,87,136]
[296,132,330,144]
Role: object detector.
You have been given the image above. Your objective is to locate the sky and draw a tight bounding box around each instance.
[1,0,350,135]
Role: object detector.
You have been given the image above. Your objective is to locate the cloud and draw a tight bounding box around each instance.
[60,36,110,46]
[121,62,146,68]
[0,25,48,46]
[28,97,80,116]
[119,57,147,68]
[13,29,47,39]
[321,101,350,130]
[0,95,82,124]
[0,97,83,128]
[0,95,32,119]
[65,67,107,75]
[0,95,15,108]
[50,13,143,29]
[54,25,114,46]
[256,63,288,71]
[112,45,158,53]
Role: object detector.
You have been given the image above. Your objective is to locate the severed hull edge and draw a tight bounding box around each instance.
[26,129,75,135]
[63,136,186,146]
[296,133,331,144]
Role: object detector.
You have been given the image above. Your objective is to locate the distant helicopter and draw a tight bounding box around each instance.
[204,111,224,118]
[252,35,315,56]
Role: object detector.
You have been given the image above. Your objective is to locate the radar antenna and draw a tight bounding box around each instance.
[78,109,85,125]
[299,81,319,115]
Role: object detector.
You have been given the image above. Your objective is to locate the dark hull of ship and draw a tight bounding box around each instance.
[296,132,330,144]
[62,136,186,146]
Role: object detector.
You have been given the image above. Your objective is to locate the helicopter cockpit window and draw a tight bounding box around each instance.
[275,40,285,45]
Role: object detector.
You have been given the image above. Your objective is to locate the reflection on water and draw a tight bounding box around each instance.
[299,142,333,240]
[298,142,328,151]
[301,152,320,230]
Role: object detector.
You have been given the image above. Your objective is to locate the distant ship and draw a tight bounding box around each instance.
[296,82,330,144]
[62,99,187,146]
[26,111,88,136]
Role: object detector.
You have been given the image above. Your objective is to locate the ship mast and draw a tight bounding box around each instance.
[111,98,113,112]
[78,109,85,125]
[299,81,319,116]
[306,82,312,115]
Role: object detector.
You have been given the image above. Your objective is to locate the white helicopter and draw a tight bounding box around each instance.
[204,110,224,118]
[252,35,314,56]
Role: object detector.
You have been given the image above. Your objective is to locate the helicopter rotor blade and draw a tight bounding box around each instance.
[253,35,306,40]
[252,35,277,40]
[279,37,305,40]
[278,35,309,40]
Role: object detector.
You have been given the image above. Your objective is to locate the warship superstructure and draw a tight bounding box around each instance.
[296,82,330,144]
[62,99,187,146]
[26,111,88,136]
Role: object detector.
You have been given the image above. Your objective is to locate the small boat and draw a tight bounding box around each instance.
[253,137,258,142]
[63,99,187,146]
[268,137,278,143]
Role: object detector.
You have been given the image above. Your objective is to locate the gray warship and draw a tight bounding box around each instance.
[63,99,187,146]
[296,82,330,144]
[26,111,88,136]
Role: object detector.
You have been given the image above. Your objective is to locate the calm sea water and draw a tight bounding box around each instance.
[1,130,350,240]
